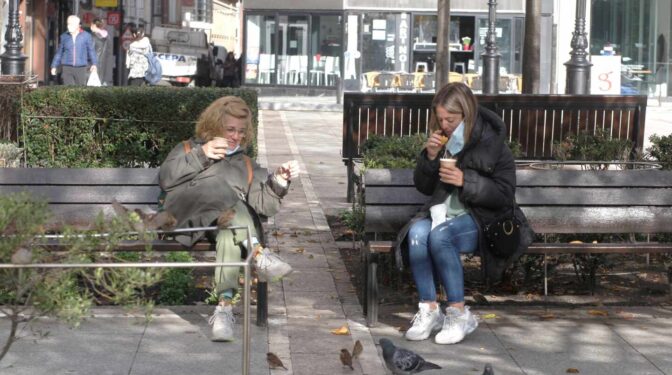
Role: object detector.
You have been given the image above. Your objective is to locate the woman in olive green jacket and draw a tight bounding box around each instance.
[159,96,298,342]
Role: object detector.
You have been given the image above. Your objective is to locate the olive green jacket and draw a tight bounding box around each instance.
[159,139,289,247]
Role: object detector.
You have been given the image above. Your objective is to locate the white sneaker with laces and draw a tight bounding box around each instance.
[210,305,235,342]
[255,248,293,282]
[405,302,444,341]
[434,306,478,345]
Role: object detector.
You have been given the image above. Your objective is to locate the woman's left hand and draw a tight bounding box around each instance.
[439,163,464,186]
[275,160,300,181]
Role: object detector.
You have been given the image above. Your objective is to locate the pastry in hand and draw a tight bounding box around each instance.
[439,135,449,145]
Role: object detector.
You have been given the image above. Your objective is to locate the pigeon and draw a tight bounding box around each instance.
[340,348,354,370]
[379,338,441,374]
[111,199,177,231]
[11,247,32,264]
[266,352,287,370]
[352,339,363,359]
[482,363,495,375]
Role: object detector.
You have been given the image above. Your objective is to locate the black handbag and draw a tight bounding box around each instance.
[482,203,522,258]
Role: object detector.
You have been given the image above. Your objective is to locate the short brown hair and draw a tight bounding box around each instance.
[195,96,254,147]
[429,82,478,145]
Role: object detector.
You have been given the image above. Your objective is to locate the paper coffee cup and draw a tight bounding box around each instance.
[440,158,457,168]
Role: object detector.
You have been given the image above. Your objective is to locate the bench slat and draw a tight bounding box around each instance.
[0,186,162,204]
[516,169,672,187]
[366,206,672,234]
[0,168,159,185]
[365,186,672,206]
[47,204,158,228]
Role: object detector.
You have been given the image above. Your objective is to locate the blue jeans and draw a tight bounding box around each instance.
[407,214,479,303]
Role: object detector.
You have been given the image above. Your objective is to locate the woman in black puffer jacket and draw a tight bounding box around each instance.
[395,83,532,346]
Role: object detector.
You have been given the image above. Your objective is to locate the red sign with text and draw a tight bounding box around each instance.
[107,11,121,27]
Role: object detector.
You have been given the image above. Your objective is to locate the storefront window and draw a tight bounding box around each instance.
[591,0,658,95]
[245,13,342,86]
[310,15,342,86]
[245,15,276,85]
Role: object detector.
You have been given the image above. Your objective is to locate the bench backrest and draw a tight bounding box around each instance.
[364,168,672,235]
[0,168,160,227]
[343,93,647,162]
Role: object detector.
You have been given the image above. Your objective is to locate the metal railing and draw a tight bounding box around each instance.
[0,225,255,375]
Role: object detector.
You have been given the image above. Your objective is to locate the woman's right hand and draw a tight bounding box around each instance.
[425,130,446,160]
[202,138,228,160]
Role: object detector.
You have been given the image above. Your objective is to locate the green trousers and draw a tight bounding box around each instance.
[213,200,260,296]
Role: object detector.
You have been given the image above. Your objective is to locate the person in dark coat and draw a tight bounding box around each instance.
[90,18,109,85]
[159,96,298,342]
[395,82,532,345]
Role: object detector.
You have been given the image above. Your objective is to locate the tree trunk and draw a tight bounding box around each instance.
[522,0,541,93]
[436,0,451,88]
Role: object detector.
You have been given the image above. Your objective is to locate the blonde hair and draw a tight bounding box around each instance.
[194,96,254,146]
[429,82,478,145]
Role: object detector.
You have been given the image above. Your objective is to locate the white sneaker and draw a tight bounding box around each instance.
[434,306,478,345]
[405,303,444,341]
[255,248,293,282]
[209,305,235,342]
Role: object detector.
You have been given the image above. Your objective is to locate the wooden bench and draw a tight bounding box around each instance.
[0,167,268,326]
[342,93,648,201]
[361,167,672,326]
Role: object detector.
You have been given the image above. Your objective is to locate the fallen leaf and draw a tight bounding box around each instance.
[588,309,609,317]
[330,325,350,335]
[539,313,556,320]
[566,368,580,373]
[481,313,497,319]
[616,311,635,320]
[569,240,583,244]
[294,247,305,253]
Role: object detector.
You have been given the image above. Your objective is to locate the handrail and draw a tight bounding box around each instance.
[0,225,254,375]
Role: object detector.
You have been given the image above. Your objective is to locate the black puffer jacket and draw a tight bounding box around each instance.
[395,105,532,283]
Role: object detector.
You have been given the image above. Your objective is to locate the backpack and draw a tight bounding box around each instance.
[144,46,163,85]
[157,141,254,211]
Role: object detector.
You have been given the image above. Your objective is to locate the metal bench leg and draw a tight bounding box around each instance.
[346,160,355,203]
[366,252,379,327]
[544,254,548,297]
[256,281,268,327]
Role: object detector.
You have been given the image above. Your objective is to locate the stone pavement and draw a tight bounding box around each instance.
[2,98,672,375]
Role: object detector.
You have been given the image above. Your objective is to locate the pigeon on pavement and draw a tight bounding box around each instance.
[379,338,441,374]
[340,348,354,370]
[482,363,495,375]
[352,339,363,359]
[266,352,287,370]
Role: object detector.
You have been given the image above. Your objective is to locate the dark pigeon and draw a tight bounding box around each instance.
[379,338,441,375]
[482,363,495,375]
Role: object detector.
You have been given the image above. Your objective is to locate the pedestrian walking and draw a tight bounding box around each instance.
[50,15,97,86]
[90,18,110,85]
[222,52,238,88]
[126,25,151,86]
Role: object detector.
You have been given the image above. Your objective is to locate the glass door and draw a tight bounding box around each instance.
[278,15,309,85]
[475,17,513,75]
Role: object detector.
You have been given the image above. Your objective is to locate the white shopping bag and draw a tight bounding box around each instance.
[87,71,102,87]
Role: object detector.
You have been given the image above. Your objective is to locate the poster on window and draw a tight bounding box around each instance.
[590,55,621,95]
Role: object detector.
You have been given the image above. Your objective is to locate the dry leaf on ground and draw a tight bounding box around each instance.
[481,313,497,319]
[539,313,556,320]
[588,309,609,317]
[294,247,305,253]
[330,325,350,335]
[566,368,580,373]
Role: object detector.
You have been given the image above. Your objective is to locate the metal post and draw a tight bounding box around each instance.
[564,0,592,94]
[0,0,27,75]
[481,0,500,94]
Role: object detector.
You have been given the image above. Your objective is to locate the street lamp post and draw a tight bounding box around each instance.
[481,0,500,94]
[1,0,27,75]
[564,0,591,94]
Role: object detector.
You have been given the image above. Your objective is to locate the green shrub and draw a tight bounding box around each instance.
[157,251,194,305]
[553,128,632,163]
[647,134,672,170]
[362,134,426,169]
[20,86,258,167]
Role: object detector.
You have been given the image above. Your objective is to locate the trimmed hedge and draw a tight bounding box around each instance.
[21,86,258,167]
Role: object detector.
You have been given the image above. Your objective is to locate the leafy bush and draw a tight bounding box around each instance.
[553,128,632,164]
[20,86,258,167]
[157,251,194,305]
[339,206,365,240]
[0,193,162,362]
[647,134,672,170]
[362,134,426,169]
